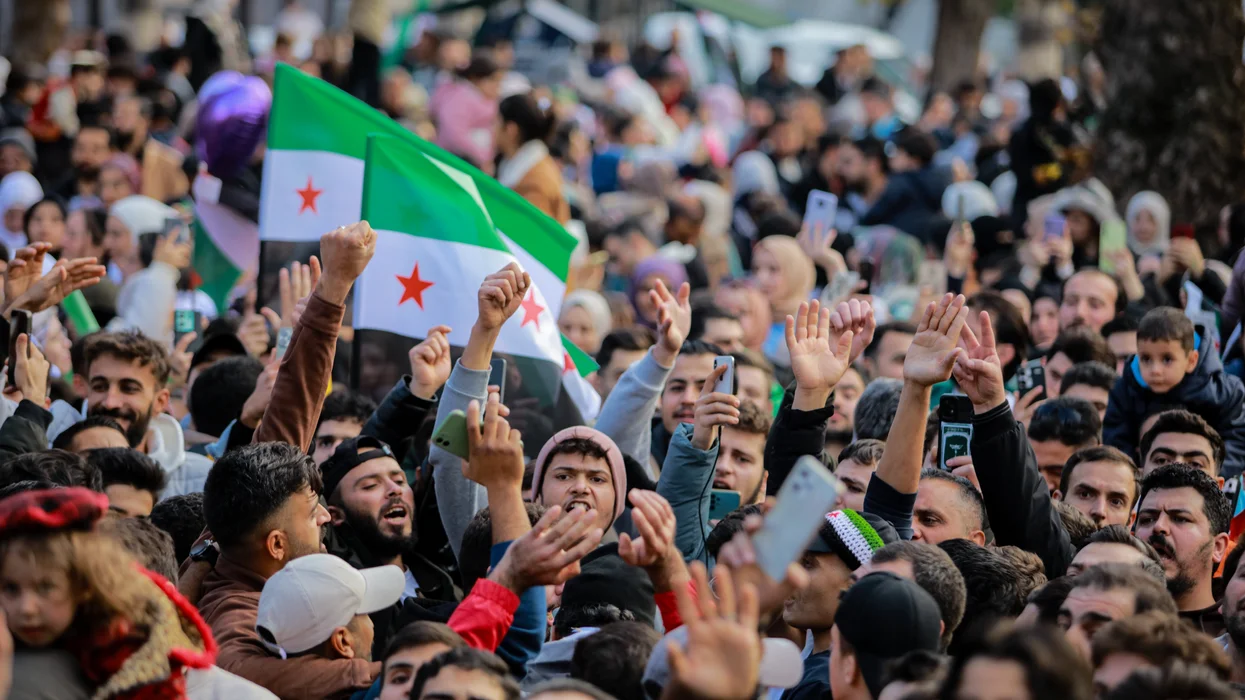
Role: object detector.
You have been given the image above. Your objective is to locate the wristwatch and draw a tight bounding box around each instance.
[190,539,220,567]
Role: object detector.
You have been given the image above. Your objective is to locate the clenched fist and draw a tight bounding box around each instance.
[318,221,377,304]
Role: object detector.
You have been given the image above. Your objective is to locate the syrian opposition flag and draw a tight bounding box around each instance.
[257,63,599,426]
[191,173,259,314]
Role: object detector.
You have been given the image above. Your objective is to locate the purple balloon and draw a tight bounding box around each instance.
[196,75,272,180]
[197,70,247,107]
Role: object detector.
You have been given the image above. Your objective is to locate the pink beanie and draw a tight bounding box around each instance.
[532,426,627,526]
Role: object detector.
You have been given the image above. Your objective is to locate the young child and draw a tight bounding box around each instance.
[1103,306,1245,478]
[0,487,215,699]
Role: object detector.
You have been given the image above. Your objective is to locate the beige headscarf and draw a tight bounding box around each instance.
[753,236,815,320]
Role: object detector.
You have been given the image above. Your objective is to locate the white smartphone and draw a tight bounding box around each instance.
[753,455,841,582]
[804,190,839,233]
[274,327,293,360]
[713,355,735,395]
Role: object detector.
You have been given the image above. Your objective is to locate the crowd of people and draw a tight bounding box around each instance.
[1,0,1245,699]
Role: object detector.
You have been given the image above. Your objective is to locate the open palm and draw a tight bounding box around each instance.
[952,310,1007,411]
[786,300,853,394]
[904,293,969,387]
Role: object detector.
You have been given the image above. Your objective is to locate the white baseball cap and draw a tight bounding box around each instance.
[256,554,404,656]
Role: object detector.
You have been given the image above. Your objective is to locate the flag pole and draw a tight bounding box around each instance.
[349,328,362,392]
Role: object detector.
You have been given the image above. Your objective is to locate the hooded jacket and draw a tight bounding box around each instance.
[1104,327,1245,478]
[859,166,950,242]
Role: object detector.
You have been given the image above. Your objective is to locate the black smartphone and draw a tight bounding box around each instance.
[857,259,875,295]
[1016,358,1046,401]
[489,357,508,404]
[7,310,31,389]
[938,394,974,471]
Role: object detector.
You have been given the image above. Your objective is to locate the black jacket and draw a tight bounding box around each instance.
[859,167,950,242]
[1104,327,1245,479]
[764,384,834,496]
[972,402,1075,580]
[0,400,52,464]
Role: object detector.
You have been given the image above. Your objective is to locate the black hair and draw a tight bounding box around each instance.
[1104,661,1238,700]
[1101,313,1139,338]
[52,415,126,451]
[1046,326,1116,367]
[920,468,987,534]
[1083,524,1166,581]
[410,647,518,700]
[968,291,1031,381]
[1052,499,1096,547]
[0,449,102,492]
[570,621,662,700]
[1138,307,1196,352]
[1069,562,1177,615]
[595,327,656,370]
[689,303,737,344]
[865,321,917,359]
[939,624,1092,700]
[202,442,323,548]
[188,355,264,438]
[553,603,636,640]
[1059,361,1116,394]
[382,621,465,667]
[1139,410,1226,474]
[459,503,545,591]
[317,390,378,432]
[882,649,948,691]
[499,93,557,146]
[21,196,66,237]
[457,55,501,82]
[0,479,59,500]
[872,541,967,651]
[678,339,725,358]
[1028,78,1065,122]
[855,378,904,440]
[1025,576,1074,625]
[853,135,889,173]
[98,514,177,582]
[894,128,938,167]
[838,439,886,468]
[87,447,167,501]
[148,491,205,564]
[937,540,1031,656]
[1059,446,1138,505]
[705,503,765,560]
[1138,463,1231,536]
[1027,397,1101,448]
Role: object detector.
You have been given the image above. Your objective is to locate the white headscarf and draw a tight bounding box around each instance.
[732,151,780,200]
[0,172,43,255]
[561,289,612,336]
[1125,190,1171,258]
[109,195,178,244]
[941,181,999,222]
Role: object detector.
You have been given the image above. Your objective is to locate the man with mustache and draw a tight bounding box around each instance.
[51,124,114,201]
[1133,463,1232,636]
[80,330,213,497]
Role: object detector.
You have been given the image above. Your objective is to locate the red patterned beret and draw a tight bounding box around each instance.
[0,487,109,537]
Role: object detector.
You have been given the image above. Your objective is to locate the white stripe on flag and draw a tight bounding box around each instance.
[259,150,364,242]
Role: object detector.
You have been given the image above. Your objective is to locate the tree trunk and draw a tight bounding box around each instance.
[1094,0,1245,230]
[1013,0,1068,82]
[11,0,71,67]
[929,0,994,92]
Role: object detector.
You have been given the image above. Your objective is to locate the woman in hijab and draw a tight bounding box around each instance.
[1125,190,1170,259]
[106,195,179,282]
[751,235,815,364]
[559,289,613,355]
[98,154,142,209]
[629,256,689,328]
[0,171,43,255]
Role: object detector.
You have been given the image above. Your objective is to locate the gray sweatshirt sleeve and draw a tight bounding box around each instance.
[593,348,674,469]
[107,261,179,345]
[430,359,491,562]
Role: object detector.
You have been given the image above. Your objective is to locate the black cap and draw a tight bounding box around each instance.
[320,436,396,499]
[189,332,248,371]
[559,545,656,627]
[835,572,942,697]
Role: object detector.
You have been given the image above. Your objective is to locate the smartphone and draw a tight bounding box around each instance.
[174,309,199,345]
[938,394,974,471]
[956,193,966,224]
[752,455,841,582]
[803,190,838,233]
[857,259,874,295]
[1098,219,1127,274]
[274,327,293,360]
[6,310,30,389]
[712,355,735,395]
[1043,213,1066,241]
[431,409,471,459]
[1173,223,1195,240]
[1015,358,1046,402]
[709,489,742,520]
[164,215,191,245]
[489,357,508,404]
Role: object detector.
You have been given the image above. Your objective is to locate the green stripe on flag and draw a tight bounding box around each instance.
[563,337,598,377]
[192,218,243,315]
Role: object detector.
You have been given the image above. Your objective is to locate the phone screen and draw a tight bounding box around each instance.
[489,358,508,404]
[7,311,30,389]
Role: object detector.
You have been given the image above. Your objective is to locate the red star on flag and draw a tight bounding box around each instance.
[519,290,545,330]
[563,351,576,374]
[296,176,323,214]
[396,262,434,309]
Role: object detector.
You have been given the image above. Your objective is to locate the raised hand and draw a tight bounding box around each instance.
[168,330,198,388]
[3,243,51,306]
[619,490,678,570]
[13,334,48,407]
[903,293,969,387]
[278,257,321,328]
[797,223,844,277]
[786,300,853,410]
[477,262,531,332]
[951,310,1007,413]
[489,505,604,593]
[410,325,452,400]
[665,562,762,700]
[10,258,107,314]
[651,278,692,367]
[464,392,525,491]
[318,221,377,305]
[828,298,875,365]
[691,364,741,450]
[944,221,974,279]
[1012,386,1045,430]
